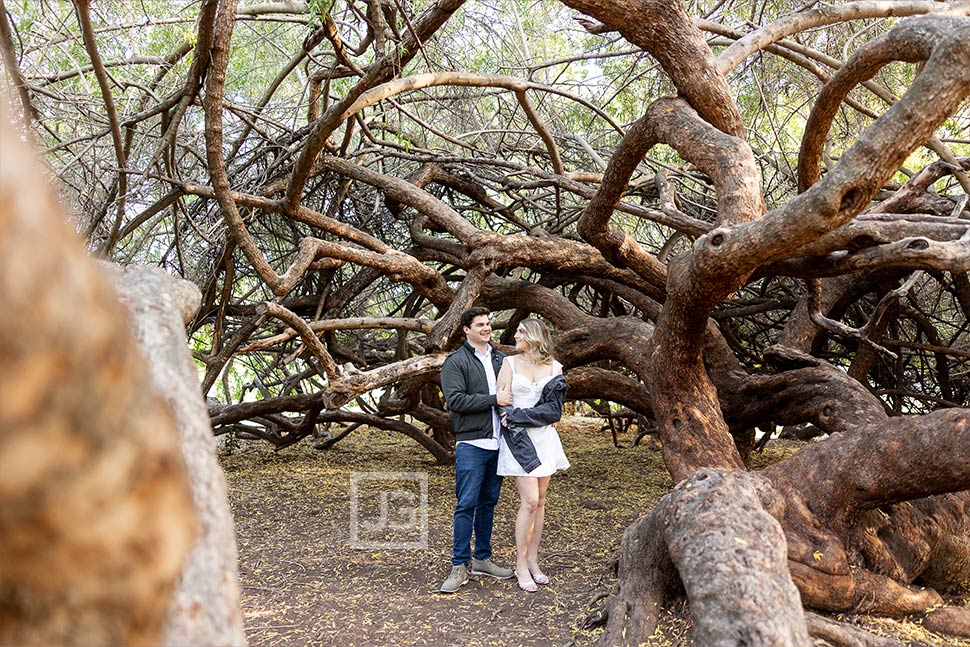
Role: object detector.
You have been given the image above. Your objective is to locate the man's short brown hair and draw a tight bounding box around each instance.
[460,307,490,329]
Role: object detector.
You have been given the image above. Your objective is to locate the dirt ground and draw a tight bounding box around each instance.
[220,418,970,647]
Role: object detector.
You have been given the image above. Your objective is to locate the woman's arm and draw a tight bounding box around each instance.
[497,357,512,402]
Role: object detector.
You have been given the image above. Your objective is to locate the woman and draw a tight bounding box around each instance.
[496,318,570,592]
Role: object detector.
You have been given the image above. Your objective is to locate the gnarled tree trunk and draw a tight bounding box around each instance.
[558,3,970,644]
[110,265,247,647]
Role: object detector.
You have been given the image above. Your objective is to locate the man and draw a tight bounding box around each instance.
[438,307,515,593]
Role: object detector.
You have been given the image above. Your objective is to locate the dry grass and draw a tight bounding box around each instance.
[221,419,969,647]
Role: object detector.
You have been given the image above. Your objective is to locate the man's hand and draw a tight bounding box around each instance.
[496,390,512,406]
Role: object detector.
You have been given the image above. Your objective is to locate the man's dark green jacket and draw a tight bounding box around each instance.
[441,342,506,441]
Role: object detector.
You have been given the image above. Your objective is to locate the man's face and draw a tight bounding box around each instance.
[463,314,492,346]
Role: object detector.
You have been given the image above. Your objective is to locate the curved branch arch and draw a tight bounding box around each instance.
[715,0,970,74]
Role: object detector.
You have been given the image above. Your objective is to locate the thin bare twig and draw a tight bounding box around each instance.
[74,0,128,254]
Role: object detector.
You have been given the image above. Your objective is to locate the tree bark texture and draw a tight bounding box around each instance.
[600,469,810,647]
[108,265,247,647]
[0,99,196,646]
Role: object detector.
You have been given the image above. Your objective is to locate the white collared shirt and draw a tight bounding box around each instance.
[457,344,501,451]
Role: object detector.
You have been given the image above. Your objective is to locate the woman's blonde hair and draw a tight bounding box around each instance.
[518,318,555,364]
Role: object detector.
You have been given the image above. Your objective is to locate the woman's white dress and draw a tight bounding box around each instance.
[496,356,570,477]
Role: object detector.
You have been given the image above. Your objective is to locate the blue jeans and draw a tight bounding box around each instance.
[452,443,503,565]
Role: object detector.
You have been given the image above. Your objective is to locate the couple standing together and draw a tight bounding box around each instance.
[439,307,570,594]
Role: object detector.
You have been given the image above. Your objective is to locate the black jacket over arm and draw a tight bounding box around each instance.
[500,375,568,473]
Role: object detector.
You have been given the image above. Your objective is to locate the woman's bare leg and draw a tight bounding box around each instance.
[527,476,551,583]
[514,476,540,590]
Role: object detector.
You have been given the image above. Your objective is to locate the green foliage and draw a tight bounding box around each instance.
[307,0,336,28]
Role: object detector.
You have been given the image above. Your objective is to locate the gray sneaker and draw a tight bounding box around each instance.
[439,564,469,593]
[470,558,514,579]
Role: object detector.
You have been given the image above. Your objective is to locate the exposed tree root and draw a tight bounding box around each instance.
[923,606,970,638]
[805,612,902,647]
[600,408,970,644]
[599,469,809,646]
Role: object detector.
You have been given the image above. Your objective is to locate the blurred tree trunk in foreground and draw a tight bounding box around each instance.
[0,99,196,645]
